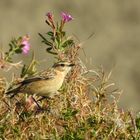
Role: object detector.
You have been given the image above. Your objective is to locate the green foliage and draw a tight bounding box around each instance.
[62,108,78,120]
[20,53,38,78]
[39,15,74,57]
[136,115,140,131]
[5,37,23,62]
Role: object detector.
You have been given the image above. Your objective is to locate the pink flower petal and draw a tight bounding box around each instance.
[46,12,53,20]
[61,12,73,23]
[21,35,30,55]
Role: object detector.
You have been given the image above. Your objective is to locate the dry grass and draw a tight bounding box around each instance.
[1,55,140,139]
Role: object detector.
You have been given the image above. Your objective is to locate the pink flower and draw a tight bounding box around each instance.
[21,35,30,54]
[46,12,53,21]
[61,12,73,23]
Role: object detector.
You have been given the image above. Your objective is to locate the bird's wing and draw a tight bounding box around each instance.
[20,77,45,84]
[5,68,56,95]
[20,68,56,85]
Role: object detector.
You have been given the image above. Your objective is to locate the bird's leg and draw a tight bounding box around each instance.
[31,96,42,110]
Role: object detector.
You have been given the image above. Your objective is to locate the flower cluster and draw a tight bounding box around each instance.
[46,12,73,24]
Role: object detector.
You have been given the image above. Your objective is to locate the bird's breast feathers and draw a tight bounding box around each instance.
[22,71,65,96]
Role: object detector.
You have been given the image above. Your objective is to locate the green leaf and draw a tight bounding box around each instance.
[9,43,14,52]
[136,117,140,130]
[61,39,74,48]
[0,125,5,135]
[38,33,53,46]
[47,31,54,37]
[21,64,27,78]
[46,47,58,55]
[61,31,66,37]
[15,48,23,54]
[11,39,17,48]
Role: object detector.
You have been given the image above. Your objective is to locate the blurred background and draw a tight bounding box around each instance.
[0,0,140,111]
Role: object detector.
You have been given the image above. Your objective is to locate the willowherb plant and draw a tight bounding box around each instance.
[39,12,77,62]
[0,12,140,139]
[0,35,31,73]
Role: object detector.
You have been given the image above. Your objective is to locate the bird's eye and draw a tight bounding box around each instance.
[60,64,65,67]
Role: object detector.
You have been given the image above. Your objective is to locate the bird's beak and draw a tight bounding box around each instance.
[69,63,75,67]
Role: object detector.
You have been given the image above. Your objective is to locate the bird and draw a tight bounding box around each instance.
[5,61,74,99]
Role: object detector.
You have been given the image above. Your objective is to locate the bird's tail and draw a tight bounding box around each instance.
[5,86,21,98]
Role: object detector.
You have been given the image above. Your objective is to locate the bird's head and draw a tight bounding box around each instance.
[52,61,75,76]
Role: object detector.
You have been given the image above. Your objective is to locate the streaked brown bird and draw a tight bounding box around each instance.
[6,61,74,99]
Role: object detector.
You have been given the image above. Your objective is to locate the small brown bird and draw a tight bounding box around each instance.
[6,61,74,98]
